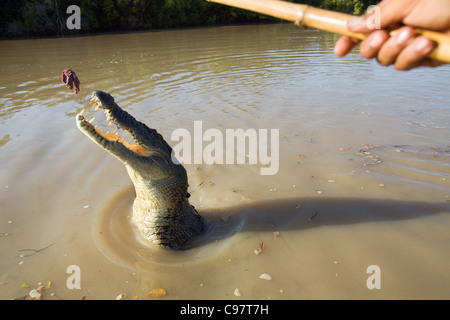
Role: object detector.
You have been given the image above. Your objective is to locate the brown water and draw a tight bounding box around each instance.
[0,24,449,300]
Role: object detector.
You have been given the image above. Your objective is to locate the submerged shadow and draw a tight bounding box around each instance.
[191,196,450,248]
[94,185,450,266]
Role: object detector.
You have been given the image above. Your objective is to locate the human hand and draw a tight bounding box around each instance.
[334,0,450,70]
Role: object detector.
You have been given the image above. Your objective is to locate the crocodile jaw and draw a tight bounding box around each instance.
[76,91,203,249]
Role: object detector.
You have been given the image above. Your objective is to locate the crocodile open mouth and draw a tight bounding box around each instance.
[76,93,151,157]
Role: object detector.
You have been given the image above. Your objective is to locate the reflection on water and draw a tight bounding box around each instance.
[0,24,449,300]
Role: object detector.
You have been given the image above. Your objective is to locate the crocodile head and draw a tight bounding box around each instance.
[76,90,203,249]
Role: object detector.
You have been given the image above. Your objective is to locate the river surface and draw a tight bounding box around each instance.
[0,24,449,300]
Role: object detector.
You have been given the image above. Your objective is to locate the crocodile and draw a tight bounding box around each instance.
[76,90,203,249]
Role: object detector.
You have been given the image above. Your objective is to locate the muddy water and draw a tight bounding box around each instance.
[0,24,449,300]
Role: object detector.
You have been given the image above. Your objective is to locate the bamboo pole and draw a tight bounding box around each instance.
[207,0,450,64]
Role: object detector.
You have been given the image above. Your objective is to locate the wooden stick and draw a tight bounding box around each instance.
[207,0,450,64]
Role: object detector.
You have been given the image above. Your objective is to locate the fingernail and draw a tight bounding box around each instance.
[414,37,433,53]
[368,32,385,48]
[395,29,413,45]
[347,16,365,31]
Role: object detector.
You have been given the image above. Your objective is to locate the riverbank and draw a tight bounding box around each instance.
[1,0,375,39]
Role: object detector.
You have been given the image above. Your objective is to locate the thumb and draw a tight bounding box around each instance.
[347,0,415,33]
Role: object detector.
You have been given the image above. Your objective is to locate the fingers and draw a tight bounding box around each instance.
[359,30,390,59]
[376,27,416,66]
[358,27,436,70]
[393,36,436,70]
[334,36,360,57]
[336,26,437,70]
[334,0,445,70]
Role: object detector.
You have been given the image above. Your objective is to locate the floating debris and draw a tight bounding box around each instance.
[255,241,264,255]
[363,155,382,166]
[259,273,272,281]
[309,211,318,221]
[354,144,382,166]
[19,243,54,257]
[362,144,377,151]
[12,285,45,300]
[28,289,42,300]
[116,293,126,300]
[148,288,166,297]
[259,241,264,250]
